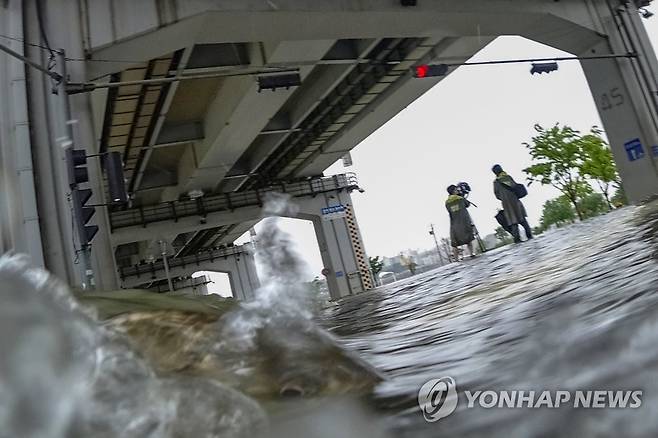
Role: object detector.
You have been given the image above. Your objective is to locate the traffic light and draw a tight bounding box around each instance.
[257,73,301,92]
[106,151,128,204]
[71,188,98,244]
[65,148,128,245]
[65,148,89,187]
[65,148,97,245]
[412,64,449,78]
[530,62,559,75]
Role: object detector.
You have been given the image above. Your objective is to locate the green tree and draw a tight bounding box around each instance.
[523,124,592,220]
[579,192,608,219]
[400,253,417,275]
[611,185,628,208]
[369,256,384,284]
[539,195,576,230]
[494,226,513,246]
[579,128,620,210]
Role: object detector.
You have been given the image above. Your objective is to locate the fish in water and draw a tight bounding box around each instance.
[80,292,383,400]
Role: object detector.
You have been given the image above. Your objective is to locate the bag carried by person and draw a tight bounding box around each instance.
[495,210,508,228]
[501,181,528,199]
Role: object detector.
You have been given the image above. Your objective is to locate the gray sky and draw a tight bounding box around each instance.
[199,7,658,296]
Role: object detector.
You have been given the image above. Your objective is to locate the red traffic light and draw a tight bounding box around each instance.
[415,65,429,78]
[412,64,449,78]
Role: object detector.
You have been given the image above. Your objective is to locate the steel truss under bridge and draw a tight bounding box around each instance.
[110,173,359,230]
[119,244,247,284]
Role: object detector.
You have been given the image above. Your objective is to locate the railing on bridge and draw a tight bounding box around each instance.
[118,244,248,282]
[110,173,359,230]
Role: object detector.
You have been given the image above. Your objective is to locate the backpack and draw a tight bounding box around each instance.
[500,179,528,199]
[512,183,528,199]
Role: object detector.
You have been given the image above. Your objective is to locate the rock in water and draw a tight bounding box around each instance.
[82,292,383,400]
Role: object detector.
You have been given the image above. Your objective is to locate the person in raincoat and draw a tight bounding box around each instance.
[492,164,532,243]
[446,185,475,260]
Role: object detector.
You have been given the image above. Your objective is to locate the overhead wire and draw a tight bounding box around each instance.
[35,0,55,57]
[0,33,52,51]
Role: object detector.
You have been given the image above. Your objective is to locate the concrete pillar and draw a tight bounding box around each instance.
[579,3,658,203]
[298,189,373,300]
[226,251,260,301]
[23,0,118,288]
[0,1,45,266]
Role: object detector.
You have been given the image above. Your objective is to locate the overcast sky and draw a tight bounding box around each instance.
[199,7,658,296]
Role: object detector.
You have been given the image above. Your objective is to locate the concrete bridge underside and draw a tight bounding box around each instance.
[1,0,657,296]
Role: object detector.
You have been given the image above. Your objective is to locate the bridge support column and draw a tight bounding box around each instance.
[225,250,260,301]
[20,0,118,289]
[0,1,44,266]
[579,3,658,203]
[297,190,373,300]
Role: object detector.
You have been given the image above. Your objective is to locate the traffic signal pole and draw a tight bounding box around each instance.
[429,224,445,265]
[56,49,95,290]
[0,41,96,289]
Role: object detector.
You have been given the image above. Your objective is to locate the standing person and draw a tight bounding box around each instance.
[445,185,475,260]
[492,164,532,243]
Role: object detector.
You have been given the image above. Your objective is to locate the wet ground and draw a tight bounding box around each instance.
[322,203,658,436]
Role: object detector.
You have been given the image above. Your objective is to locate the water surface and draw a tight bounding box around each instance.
[322,203,658,436]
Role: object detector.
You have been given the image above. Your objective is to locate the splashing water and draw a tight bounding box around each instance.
[221,193,314,348]
[0,255,266,437]
[253,192,312,312]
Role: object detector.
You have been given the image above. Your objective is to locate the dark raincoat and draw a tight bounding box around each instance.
[494,173,527,226]
[446,195,474,247]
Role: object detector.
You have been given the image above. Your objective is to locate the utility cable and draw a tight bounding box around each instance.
[0,33,52,51]
[35,0,55,56]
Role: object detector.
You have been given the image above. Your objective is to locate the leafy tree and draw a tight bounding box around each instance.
[611,186,628,208]
[400,254,417,275]
[369,256,384,284]
[539,195,576,230]
[579,128,620,210]
[494,226,513,246]
[580,192,608,219]
[524,124,593,220]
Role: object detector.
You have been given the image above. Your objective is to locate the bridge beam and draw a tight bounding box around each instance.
[119,245,260,300]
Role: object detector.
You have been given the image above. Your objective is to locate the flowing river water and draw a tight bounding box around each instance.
[322,201,658,437]
[2,201,658,437]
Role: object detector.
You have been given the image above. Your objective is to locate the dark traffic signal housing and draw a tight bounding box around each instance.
[412,64,449,78]
[71,188,98,244]
[66,148,97,245]
[65,149,127,246]
[105,151,128,204]
[257,72,302,92]
[530,62,559,75]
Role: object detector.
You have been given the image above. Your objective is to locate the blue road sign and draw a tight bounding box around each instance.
[625,138,645,161]
[321,204,347,221]
[321,205,346,215]
[652,145,658,158]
